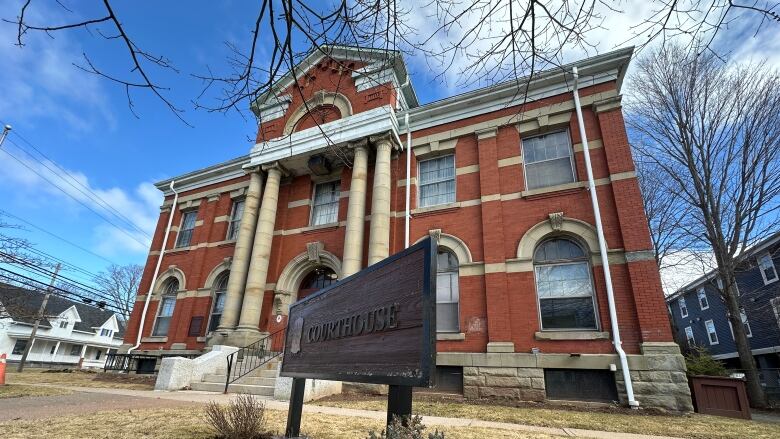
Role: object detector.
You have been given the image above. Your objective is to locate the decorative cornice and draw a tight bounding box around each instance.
[592,95,623,114]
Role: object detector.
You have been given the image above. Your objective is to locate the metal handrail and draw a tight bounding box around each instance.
[224,327,286,393]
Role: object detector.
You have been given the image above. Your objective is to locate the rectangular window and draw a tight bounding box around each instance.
[95,350,102,360]
[100,328,112,337]
[697,287,709,310]
[310,181,340,226]
[705,320,719,345]
[12,339,27,355]
[70,344,82,356]
[418,155,456,207]
[684,326,695,346]
[59,320,69,328]
[226,199,245,241]
[741,310,752,338]
[679,297,688,318]
[522,131,576,190]
[772,297,780,328]
[50,344,57,355]
[175,210,198,248]
[152,296,176,337]
[758,253,779,285]
[536,262,597,330]
[209,292,226,332]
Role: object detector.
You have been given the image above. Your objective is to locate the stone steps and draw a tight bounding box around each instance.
[201,374,277,387]
[190,381,275,396]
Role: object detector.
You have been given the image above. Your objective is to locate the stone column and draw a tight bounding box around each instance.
[367,137,394,265]
[341,143,369,276]
[235,163,283,339]
[217,169,263,332]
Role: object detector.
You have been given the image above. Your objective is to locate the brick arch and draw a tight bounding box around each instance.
[202,258,232,290]
[516,217,599,260]
[282,91,353,135]
[154,266,186,295]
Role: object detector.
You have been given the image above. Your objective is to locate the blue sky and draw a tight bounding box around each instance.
[1,1,777,292]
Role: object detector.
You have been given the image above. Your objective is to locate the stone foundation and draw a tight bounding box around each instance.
[442,342,693,412]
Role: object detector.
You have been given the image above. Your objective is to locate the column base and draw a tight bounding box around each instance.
[205,329,233,347]
[223,328,268,348]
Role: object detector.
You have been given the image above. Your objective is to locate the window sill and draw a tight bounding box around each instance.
[141,336,168,343]
[167,247,191,254]
[302,222,340,234]
[534,331,610,341]
[522,181,585,199]
[411,202,460,217]
[437,332,466,341]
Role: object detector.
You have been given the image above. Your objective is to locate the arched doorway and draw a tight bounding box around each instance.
[297,266,338,300]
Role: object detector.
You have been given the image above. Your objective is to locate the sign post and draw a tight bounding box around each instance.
[281,237,437,436]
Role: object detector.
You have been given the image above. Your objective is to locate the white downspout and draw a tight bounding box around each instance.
[572,67,638,408]
[404,112,411,249]
[128,180,178,353]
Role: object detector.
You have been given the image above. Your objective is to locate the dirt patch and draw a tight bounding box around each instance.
[7,369,155,390]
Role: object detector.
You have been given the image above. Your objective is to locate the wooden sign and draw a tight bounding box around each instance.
[280,237,437,387]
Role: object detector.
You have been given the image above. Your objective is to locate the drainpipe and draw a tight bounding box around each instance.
[404,112,411,249]
[128,180,178,353]
[572,67,638,408]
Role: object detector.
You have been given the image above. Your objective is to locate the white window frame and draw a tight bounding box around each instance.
[208,273,229,333]
[100,328,112,337]
[310,180,340,226]
[59,320,69,328]
[771,297,780,329]
[704,320,719,345]
[226,199,245,241]
[679,297,688,318]
[758,253,779,285]
[417,154,456,208]
[521,130,577,191]
[741,310,753,338]
[175,210,198,248]
[684,326,695,346]
[152,280,179,337]
[697,287,709,310]
[436,249,460,333]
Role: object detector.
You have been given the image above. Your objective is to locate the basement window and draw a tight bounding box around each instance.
[544,369,618,403]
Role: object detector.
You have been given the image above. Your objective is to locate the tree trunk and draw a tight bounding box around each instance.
[721,268,767,408]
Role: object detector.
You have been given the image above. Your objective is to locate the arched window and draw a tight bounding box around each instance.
[436,249,460,333]
[534,238,598,330]
[152,278,179,336]
[298,267,337,300]
[208,273,229,332]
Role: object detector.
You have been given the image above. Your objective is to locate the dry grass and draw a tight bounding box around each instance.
[0,384,72,399]
[312,394,780,439]
[5,369,155,390]
[0,407,565,439]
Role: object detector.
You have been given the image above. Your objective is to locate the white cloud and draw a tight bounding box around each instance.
[0,1,116,132]
[0,145,160,257]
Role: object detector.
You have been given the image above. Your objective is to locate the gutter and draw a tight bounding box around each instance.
[128,180,178,354]
[572,66,638,408]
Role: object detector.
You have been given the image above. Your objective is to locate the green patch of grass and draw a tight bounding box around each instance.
[312,394,780,439]
[0,384,72,399]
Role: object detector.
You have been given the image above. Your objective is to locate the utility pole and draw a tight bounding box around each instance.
[0,125,11,149]
[17,263,61,372]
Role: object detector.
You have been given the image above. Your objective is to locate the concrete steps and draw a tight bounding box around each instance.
[191,358,280,396]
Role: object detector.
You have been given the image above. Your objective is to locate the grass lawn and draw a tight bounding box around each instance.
[0,384,72,399]
[5,369,155,390]
[0,407,565,439]
[311,394,780,439]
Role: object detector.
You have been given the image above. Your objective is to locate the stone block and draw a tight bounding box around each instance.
[519,389,546,401]
[670,372,689,384]
[530,377,545,390]
[482,353,503,367]
[480,386,520,400]
[478,367,517,377]
[640,342,682,355]
[499,353,537,368]
[463,367,479,376]
[463,386,479,399]
[516,367,544,378]
[637,371,672,383]
[484,376,530,388]
[645,354,686,372]
[463,375,485,387]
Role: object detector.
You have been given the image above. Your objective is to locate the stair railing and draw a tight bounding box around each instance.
[224,327,286,393]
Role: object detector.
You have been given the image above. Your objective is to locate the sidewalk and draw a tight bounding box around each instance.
[8,383,683,439]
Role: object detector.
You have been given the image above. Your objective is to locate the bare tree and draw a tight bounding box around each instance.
[4,0,779,125]
[93,264,142,321]
[628,43,780,408]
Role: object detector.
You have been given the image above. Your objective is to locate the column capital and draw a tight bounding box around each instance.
[370,132,399,151]
[261,161,288,177]
[242,164,263,175]
[475,127,497,140]
[592,95,622,114]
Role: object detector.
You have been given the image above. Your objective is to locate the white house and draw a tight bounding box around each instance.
[0,283,124,369]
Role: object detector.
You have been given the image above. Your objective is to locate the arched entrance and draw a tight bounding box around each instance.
[297,266,338,300]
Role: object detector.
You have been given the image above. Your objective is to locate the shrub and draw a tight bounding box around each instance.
[204,393,271,439]
[366,415,445,439]
[685,346,728,377]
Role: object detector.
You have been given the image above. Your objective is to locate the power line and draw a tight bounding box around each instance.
[0,209,119,266]
[0,268,124,314]
[1,252,108,298]
[0,142,150,249]
[15,241,103,279]
[4,131,152,239]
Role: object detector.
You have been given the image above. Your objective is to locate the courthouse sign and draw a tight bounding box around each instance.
[281,237,437,387]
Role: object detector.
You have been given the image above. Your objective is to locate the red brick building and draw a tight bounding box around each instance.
[122,46,692,410]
